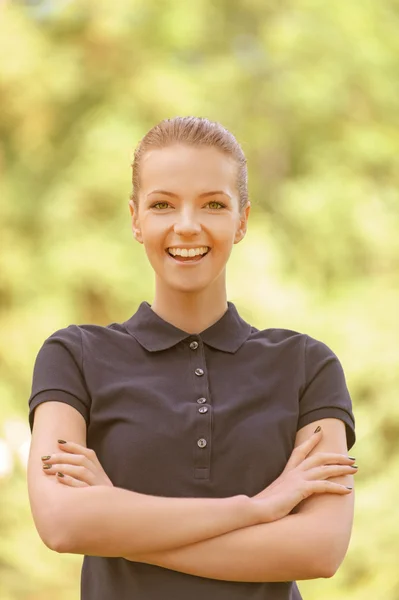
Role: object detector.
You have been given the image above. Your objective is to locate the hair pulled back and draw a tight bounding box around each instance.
[130,116,248,212]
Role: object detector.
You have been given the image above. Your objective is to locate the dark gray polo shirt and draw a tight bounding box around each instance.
[28,300,356,600]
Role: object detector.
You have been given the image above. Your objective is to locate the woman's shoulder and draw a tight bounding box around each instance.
[249,323,307,344]
[36,320,134,357]
[69,319,131,339]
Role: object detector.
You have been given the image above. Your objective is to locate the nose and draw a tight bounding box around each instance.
[173,209,202,237]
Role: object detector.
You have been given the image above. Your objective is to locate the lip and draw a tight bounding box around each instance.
[165,248,211,265]
[166,246,210,250]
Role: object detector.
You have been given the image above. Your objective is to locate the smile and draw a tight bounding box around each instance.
[165,248,211,265]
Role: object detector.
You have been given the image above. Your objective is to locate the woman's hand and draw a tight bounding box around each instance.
[252,427,358,523]
[41,440,114,488]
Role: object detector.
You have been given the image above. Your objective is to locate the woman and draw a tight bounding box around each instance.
[28,116,357,600]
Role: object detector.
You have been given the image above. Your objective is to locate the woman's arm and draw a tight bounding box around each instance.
[290,419,355,564]
[58,488,256,556]
[123,510,335,582]
[60,418,354,582]
[122,419,354,583]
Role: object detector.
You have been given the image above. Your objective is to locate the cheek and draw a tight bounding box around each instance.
[213,222,237,248]
[140,220,165,250]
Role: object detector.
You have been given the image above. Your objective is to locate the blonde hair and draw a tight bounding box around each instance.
[130,116,248,212]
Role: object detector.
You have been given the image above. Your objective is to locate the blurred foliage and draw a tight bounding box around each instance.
[0,0,398,598]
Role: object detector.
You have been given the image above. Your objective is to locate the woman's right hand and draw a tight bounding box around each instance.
[251,427,358,524]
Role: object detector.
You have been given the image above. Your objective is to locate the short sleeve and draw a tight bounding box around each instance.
[298,335,356,450]
[28,325,91,433]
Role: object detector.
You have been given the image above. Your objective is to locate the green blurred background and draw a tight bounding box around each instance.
[1,0,398,598]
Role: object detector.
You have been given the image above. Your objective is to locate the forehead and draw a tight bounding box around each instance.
[140,145,237,193]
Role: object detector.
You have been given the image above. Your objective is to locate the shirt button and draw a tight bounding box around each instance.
[198,406,208,414]
[189,341,199,350]
[197,438,207,448]
[197,397,207,404]
[195,368,204,376]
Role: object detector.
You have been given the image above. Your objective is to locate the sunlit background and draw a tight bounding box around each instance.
[1,0,398,598]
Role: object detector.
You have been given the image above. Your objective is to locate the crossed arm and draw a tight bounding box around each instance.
[122,419,355,581]
[123,510,344,582]
[61,419,354,582]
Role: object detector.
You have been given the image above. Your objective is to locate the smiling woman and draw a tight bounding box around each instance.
[28,116,356,600]
[127,122,251,329]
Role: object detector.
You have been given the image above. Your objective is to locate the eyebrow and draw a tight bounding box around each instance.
[147,190,231,199]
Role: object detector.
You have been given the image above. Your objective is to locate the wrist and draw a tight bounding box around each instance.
[237,494,263,527]
[248,495,275,525]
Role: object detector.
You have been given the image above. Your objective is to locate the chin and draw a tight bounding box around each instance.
[167,279,211,294]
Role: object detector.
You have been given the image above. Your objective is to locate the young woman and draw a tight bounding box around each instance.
[27,116,357,600]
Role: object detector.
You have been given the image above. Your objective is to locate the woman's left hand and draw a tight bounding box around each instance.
[41,440,114,488]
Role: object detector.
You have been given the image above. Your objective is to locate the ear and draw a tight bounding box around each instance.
[234,202,251,244]
[128,200,143,244]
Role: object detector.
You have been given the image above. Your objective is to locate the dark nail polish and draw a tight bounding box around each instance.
[58,439,67,444]
[346,486,353,489]
[348,456,356,460]
[314,426,321,433]
[57,472,64,477]
[351,465,358,468]
[42,464,51,469]
[41,456,51,461]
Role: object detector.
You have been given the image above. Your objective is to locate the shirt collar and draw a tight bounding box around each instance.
[123,301,251,353]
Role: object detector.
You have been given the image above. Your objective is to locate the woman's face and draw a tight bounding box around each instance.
[128,144,250,294]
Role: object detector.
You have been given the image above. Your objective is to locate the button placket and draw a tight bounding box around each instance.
[187,337,212,480]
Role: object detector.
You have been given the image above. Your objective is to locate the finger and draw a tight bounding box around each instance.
[56,472,89,487]
[57,440,100,467]
[58,440,94,457]
[41,454,97,479]
[42,453,88,466]
[305,480,353,497]
[303,452,356,469]
[307,464,358,480]
[285,428,323,470]
[44,464,94,485]
[43,449,97,472]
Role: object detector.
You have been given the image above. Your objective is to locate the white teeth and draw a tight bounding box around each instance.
[168,246,209,257]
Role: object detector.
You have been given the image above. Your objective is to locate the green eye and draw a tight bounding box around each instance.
[151,200,226,210]
[151,202,170,209]
[208,201,225,209]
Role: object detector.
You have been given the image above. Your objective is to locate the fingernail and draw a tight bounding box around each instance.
[58,440,67,444]
[42,464,51,470]
[346,486,353,489]
[314,426,321,433]
[41,455,51,461]
[348,456,356,460]
[351,465,358,468]
[57,472,64,477]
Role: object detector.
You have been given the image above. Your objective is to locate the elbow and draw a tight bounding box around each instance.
[315,545,347,579]
[47,527,72,554]
[31,511,66,554]
[318,560,342,579]
[45,535,69,554]
[297,559,337,581]
[36,522,69,554]
[305,558,338,580]
[312,520,353,579]
[317,562,339,579]
[41,502,75,554]
[302,529,350,579]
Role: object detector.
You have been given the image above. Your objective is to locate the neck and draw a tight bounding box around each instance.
[150,277,228,335]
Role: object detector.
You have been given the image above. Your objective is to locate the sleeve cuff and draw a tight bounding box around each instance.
[29,390,90,433]
[297,406,356,450]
